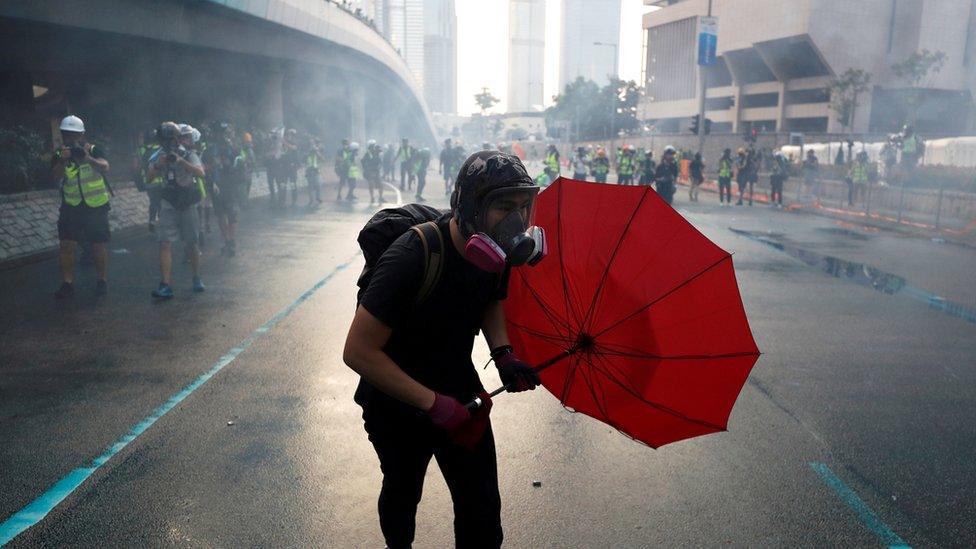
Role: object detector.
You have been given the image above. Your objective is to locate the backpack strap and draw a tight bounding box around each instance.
[410,221,444,306]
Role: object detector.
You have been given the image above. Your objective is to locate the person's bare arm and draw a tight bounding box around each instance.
[343,305,436,411]
[84,145,109,174]
[51,150,68,183]
[480,300,510,351]
[181,157,205,178]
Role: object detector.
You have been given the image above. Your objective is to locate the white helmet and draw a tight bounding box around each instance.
[59,115,85,133]
[349,142,360,151]
[367,139,376,147]
[178,123,194,136]
[190,128,202,143]
[663,145,677,154]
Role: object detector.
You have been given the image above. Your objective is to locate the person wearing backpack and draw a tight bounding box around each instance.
[343,151,547,549]
[146,121,206,299]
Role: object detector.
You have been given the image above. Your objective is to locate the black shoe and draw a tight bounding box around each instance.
[54,281,74,299]
[151,282,174,300]
[95,279,108,296]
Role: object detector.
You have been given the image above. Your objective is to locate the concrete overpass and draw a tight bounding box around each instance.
[0,0,436,149]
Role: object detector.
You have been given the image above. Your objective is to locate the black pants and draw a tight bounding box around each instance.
[737,178,753,205]
[770,174,785,205]
[306,168,320,202]
[718,176,732,203]
[416,172,427,197]
[656,181,675,204]
[363,411,503,549]
[400,163,411,190]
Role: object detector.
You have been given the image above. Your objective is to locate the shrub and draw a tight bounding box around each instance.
[0,126,50,194]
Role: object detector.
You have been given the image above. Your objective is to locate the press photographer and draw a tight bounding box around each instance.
[51,115,112,299]
[145,121,206,299]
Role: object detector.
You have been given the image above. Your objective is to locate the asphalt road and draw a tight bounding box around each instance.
[1,176,974,548]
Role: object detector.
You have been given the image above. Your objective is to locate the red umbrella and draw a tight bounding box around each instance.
[500,177,760,448]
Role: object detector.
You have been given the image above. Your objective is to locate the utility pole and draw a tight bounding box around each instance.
[696,0,714,155]
[594,41,619,160]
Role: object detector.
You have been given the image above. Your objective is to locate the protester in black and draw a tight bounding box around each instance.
[689,152,704,202]
[344,151,543,549]
[654,146,679,205]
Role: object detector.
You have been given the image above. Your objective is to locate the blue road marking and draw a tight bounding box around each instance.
[809,462,910,548]
[0,253,360,546]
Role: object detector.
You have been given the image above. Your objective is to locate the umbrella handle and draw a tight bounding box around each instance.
[464,385,508,411]
[463,347,577,411]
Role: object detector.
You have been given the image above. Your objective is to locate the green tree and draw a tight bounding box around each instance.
[474,87,500,115]
[505,126,529,141]
[0,126,49,194]
[892,49,947,125]
[545,77,641,141]
[828,68,872,135]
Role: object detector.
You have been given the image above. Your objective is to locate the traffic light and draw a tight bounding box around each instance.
[690,114,700,135]
[704,117,712,135]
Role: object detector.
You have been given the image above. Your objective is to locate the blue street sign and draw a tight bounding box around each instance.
[698,16,718,66]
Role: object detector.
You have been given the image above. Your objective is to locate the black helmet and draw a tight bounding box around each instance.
[450,151,537,239]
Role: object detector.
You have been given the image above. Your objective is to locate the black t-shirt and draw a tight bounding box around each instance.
[356,213,509,415]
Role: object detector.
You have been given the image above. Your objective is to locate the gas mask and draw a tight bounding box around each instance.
[464,188,547,273]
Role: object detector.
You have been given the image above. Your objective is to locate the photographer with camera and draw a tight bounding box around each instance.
[52,115,112,299]
[145,121,206,300]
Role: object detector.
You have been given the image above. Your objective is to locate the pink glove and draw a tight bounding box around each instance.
[427,392,493,450]
[426,393,470,431]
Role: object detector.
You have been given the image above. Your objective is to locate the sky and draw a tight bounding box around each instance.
[455,0,656,115]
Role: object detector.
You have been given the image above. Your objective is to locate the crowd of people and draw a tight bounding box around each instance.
[540,133,924,210]
[49,111,925,302]
[546,142,695,206]
[50,113,447,300]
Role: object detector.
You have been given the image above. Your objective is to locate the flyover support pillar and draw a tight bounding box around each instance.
[257,64,284,130]
[349,80,366,145]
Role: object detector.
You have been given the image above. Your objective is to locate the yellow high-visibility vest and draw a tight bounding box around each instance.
[63,160,109,207]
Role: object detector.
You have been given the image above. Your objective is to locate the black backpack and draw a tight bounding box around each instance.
[356,204,446,306]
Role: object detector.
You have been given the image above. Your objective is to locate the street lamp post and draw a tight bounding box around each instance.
[696,0,714,155]
[594,41,619,161]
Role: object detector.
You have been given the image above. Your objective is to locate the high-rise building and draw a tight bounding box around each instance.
[640,0,976,134]
[376,0,425,88]
[507,0,546,112]
[423,0,457,114]
[559,0,622,93]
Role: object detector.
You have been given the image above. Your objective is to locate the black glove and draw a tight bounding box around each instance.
[492,345,540,392]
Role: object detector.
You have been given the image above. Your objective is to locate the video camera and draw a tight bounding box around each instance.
[160,141,185,163]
